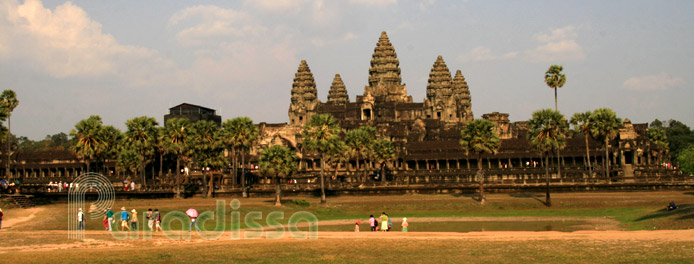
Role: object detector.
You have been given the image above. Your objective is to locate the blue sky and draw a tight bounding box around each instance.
[1,0,692,140]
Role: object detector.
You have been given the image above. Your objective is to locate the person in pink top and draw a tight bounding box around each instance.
[369,215,376,232]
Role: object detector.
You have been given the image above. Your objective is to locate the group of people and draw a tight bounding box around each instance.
[99,207,161,232]
[359,212,408,232]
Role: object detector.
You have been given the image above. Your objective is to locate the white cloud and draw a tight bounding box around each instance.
[349,0,397,7]
[419,0,436,11]
[524,26,585,63]
[622,72,685,91]
[460,46,517,62]
[243,0,309,13]
[0,0,166,79]
[169,6,265,47]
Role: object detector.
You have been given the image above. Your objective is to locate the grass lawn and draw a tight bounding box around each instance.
[0,191,692,263]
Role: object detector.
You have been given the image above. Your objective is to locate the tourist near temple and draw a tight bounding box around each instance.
[3,32,679,195]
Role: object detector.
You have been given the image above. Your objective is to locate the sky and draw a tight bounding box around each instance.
[1,0,692,140]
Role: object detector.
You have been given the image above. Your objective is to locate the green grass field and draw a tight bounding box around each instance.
[1,191,693,263]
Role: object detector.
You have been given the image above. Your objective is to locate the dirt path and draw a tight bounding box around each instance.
[1,207,44,229]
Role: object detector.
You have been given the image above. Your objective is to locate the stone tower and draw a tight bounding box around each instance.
[364,31,412,103]
[452,70,473,122]
[327,74,349,105]
[288,60,319,126]
[424,56,457,122]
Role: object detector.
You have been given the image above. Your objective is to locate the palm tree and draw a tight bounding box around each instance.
[647,126,668,164]
[100,125,122,175]
[324,139,348,183]
[188,120,225,198]
[460,119,501,205]
[0,90,18,178]
[302,114,341,204]
[527,109,568,207]
[221,117,258,198]
[545,65,567,178]
[123,116,158,188]
[570,111,594,177]
[373,138,396,182]
[345,126,377,183]
[117,146,140,176]
[70,115,107,173]
[545,65,566,112]
[589,108,621,182]
[162,118,191,198]
[259,145,298,206]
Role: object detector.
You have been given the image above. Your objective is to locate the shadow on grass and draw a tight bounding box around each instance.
[509,193,542,198]
[635,204,694,222]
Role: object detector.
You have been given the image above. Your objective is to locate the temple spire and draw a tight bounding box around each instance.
[452,69,473,122]
[426,55,453,102]
[288,60,318,126]
[364,31,411,103]
[327,73,349,105]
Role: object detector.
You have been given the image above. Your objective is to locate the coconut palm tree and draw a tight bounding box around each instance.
[162,118,191,198]
[460,119,501,205]
[259,145,298,206]
[345,126,377,183]
[188,120,225,198]
[0,90,18,178]
[647,126,668,164]
[570,111,594,177]
[70,115,107,173]
[373,138,396,182]
[123,116,158,188]
[589,108,622,182]
[302,114,341,204]
[527,109,568,207]
[221,117,258,198]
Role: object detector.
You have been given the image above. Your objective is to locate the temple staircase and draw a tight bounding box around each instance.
[10,195,35,208]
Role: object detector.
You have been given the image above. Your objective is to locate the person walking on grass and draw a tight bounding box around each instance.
[154,209,162,232]
[146,208,154,231]
[355,221,361,232]
[130,209,138,230]
[369,215,376,232]
[380,212,388,232]
[0,208,4,230]
[77,208,85,230]
[387,213,392,232]
[105,207,115,231]
[120,207,130,231]
[401,217,408,232]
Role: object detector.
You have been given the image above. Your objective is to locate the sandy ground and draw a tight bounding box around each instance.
[0,207,44,229]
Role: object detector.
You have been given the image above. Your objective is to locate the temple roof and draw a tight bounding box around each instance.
[327,73,349,105]
[426,55,453,102]
[368,31,402,88]
[290,60,318,105]
[452,70,471,104]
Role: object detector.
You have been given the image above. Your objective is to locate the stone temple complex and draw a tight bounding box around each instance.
[3,31,682,195]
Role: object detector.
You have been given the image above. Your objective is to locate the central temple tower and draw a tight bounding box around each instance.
[363,31,412,103]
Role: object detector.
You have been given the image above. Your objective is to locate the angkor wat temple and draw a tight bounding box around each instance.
[5,32,683,195]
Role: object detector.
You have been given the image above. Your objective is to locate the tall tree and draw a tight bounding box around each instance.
[373,138,396,182]
[188,120,225,198]
[162,118,191,198]
[302,114,341,204]
[70,115,107,173]
[589,108,622,181]
[544,65,566,112]
[221,117,258,198]
[647,126,668,165]
[527,109,568,207]
[117,146,140,176]
[345,126,377,183]
[664,120,694,163]
[678,145,694,175]
[259,145,298,206]
[324,139,348,182]
[545,65,567,178]
[123,116,158,188]
[100,125,122,175]
[1,90,18,178]
[570,111,594,177]
[460,119,500,205]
